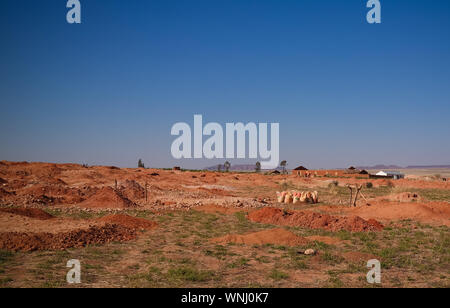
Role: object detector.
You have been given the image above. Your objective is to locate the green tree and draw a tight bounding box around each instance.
[217,164,222,172]
[138,159,145,168]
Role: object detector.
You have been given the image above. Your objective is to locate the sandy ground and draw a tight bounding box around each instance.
[0,212,102,233]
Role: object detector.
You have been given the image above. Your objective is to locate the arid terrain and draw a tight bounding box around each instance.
[0,161,449,288]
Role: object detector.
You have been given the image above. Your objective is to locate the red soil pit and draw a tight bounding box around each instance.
[248,208,384,232]
[0,224,137,252]
[0,208,54,220]
[97,214,157,231]
[211,228,310,247]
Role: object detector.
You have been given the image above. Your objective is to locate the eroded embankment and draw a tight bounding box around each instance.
[0,224,137,252]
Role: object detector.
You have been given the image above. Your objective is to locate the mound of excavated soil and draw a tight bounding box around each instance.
[78,187,136,209]
[0,224,137,252]
[0,188,15,199]
[0,208,54,220]
[211,228,310,247]
[119,180,146,200]
[18,184,84,205]
[248,208,383,232]
[346,201,450,227]
[97,214,157,231]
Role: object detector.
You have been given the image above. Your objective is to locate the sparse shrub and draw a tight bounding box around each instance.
[366,182,373,189]
[268,269,289,280]
[385,180,395,188]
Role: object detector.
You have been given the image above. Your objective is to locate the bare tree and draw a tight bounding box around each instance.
[224,161,231,172]
[255,162,261,173]
[280,160,287,174]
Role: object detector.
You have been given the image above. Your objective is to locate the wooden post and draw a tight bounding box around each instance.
[347,184,353,206]
[145,182,148,203]
[353,185,363,207]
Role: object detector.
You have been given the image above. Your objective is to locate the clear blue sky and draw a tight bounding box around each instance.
[1,0,449,169]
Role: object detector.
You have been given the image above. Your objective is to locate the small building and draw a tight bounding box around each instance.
[294,166,308,171]
[359,169,369,175]
[370,170,405,180]
[292,166,308,176]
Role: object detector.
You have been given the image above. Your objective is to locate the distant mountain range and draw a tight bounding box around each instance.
[356,164,450,170]
[204,163,450,171]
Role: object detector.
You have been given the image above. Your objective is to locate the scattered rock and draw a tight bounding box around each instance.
[304,249,316,255]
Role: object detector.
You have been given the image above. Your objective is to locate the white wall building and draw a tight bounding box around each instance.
[375,171,405,180]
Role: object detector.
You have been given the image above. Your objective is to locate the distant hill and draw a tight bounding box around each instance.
[356,164,403,170]
[357,164,450,170]
[203,163,450,172]
[405,165,450,169]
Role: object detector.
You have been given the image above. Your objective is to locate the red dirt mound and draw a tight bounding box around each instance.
[0,208,54,220]
[0,224,137,252]
[119,180,146,200]
[78,187,136,209]
[211,228,310,247]
[18,184,84,205]
[98,214,157,231]
[248,208,383,232]
[0,188,15,199]
[346,201,450,227]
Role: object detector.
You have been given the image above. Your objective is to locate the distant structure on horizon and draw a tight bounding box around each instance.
[370,170,405,180]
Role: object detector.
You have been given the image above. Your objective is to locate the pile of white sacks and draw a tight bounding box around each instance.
[276,191,319,204]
